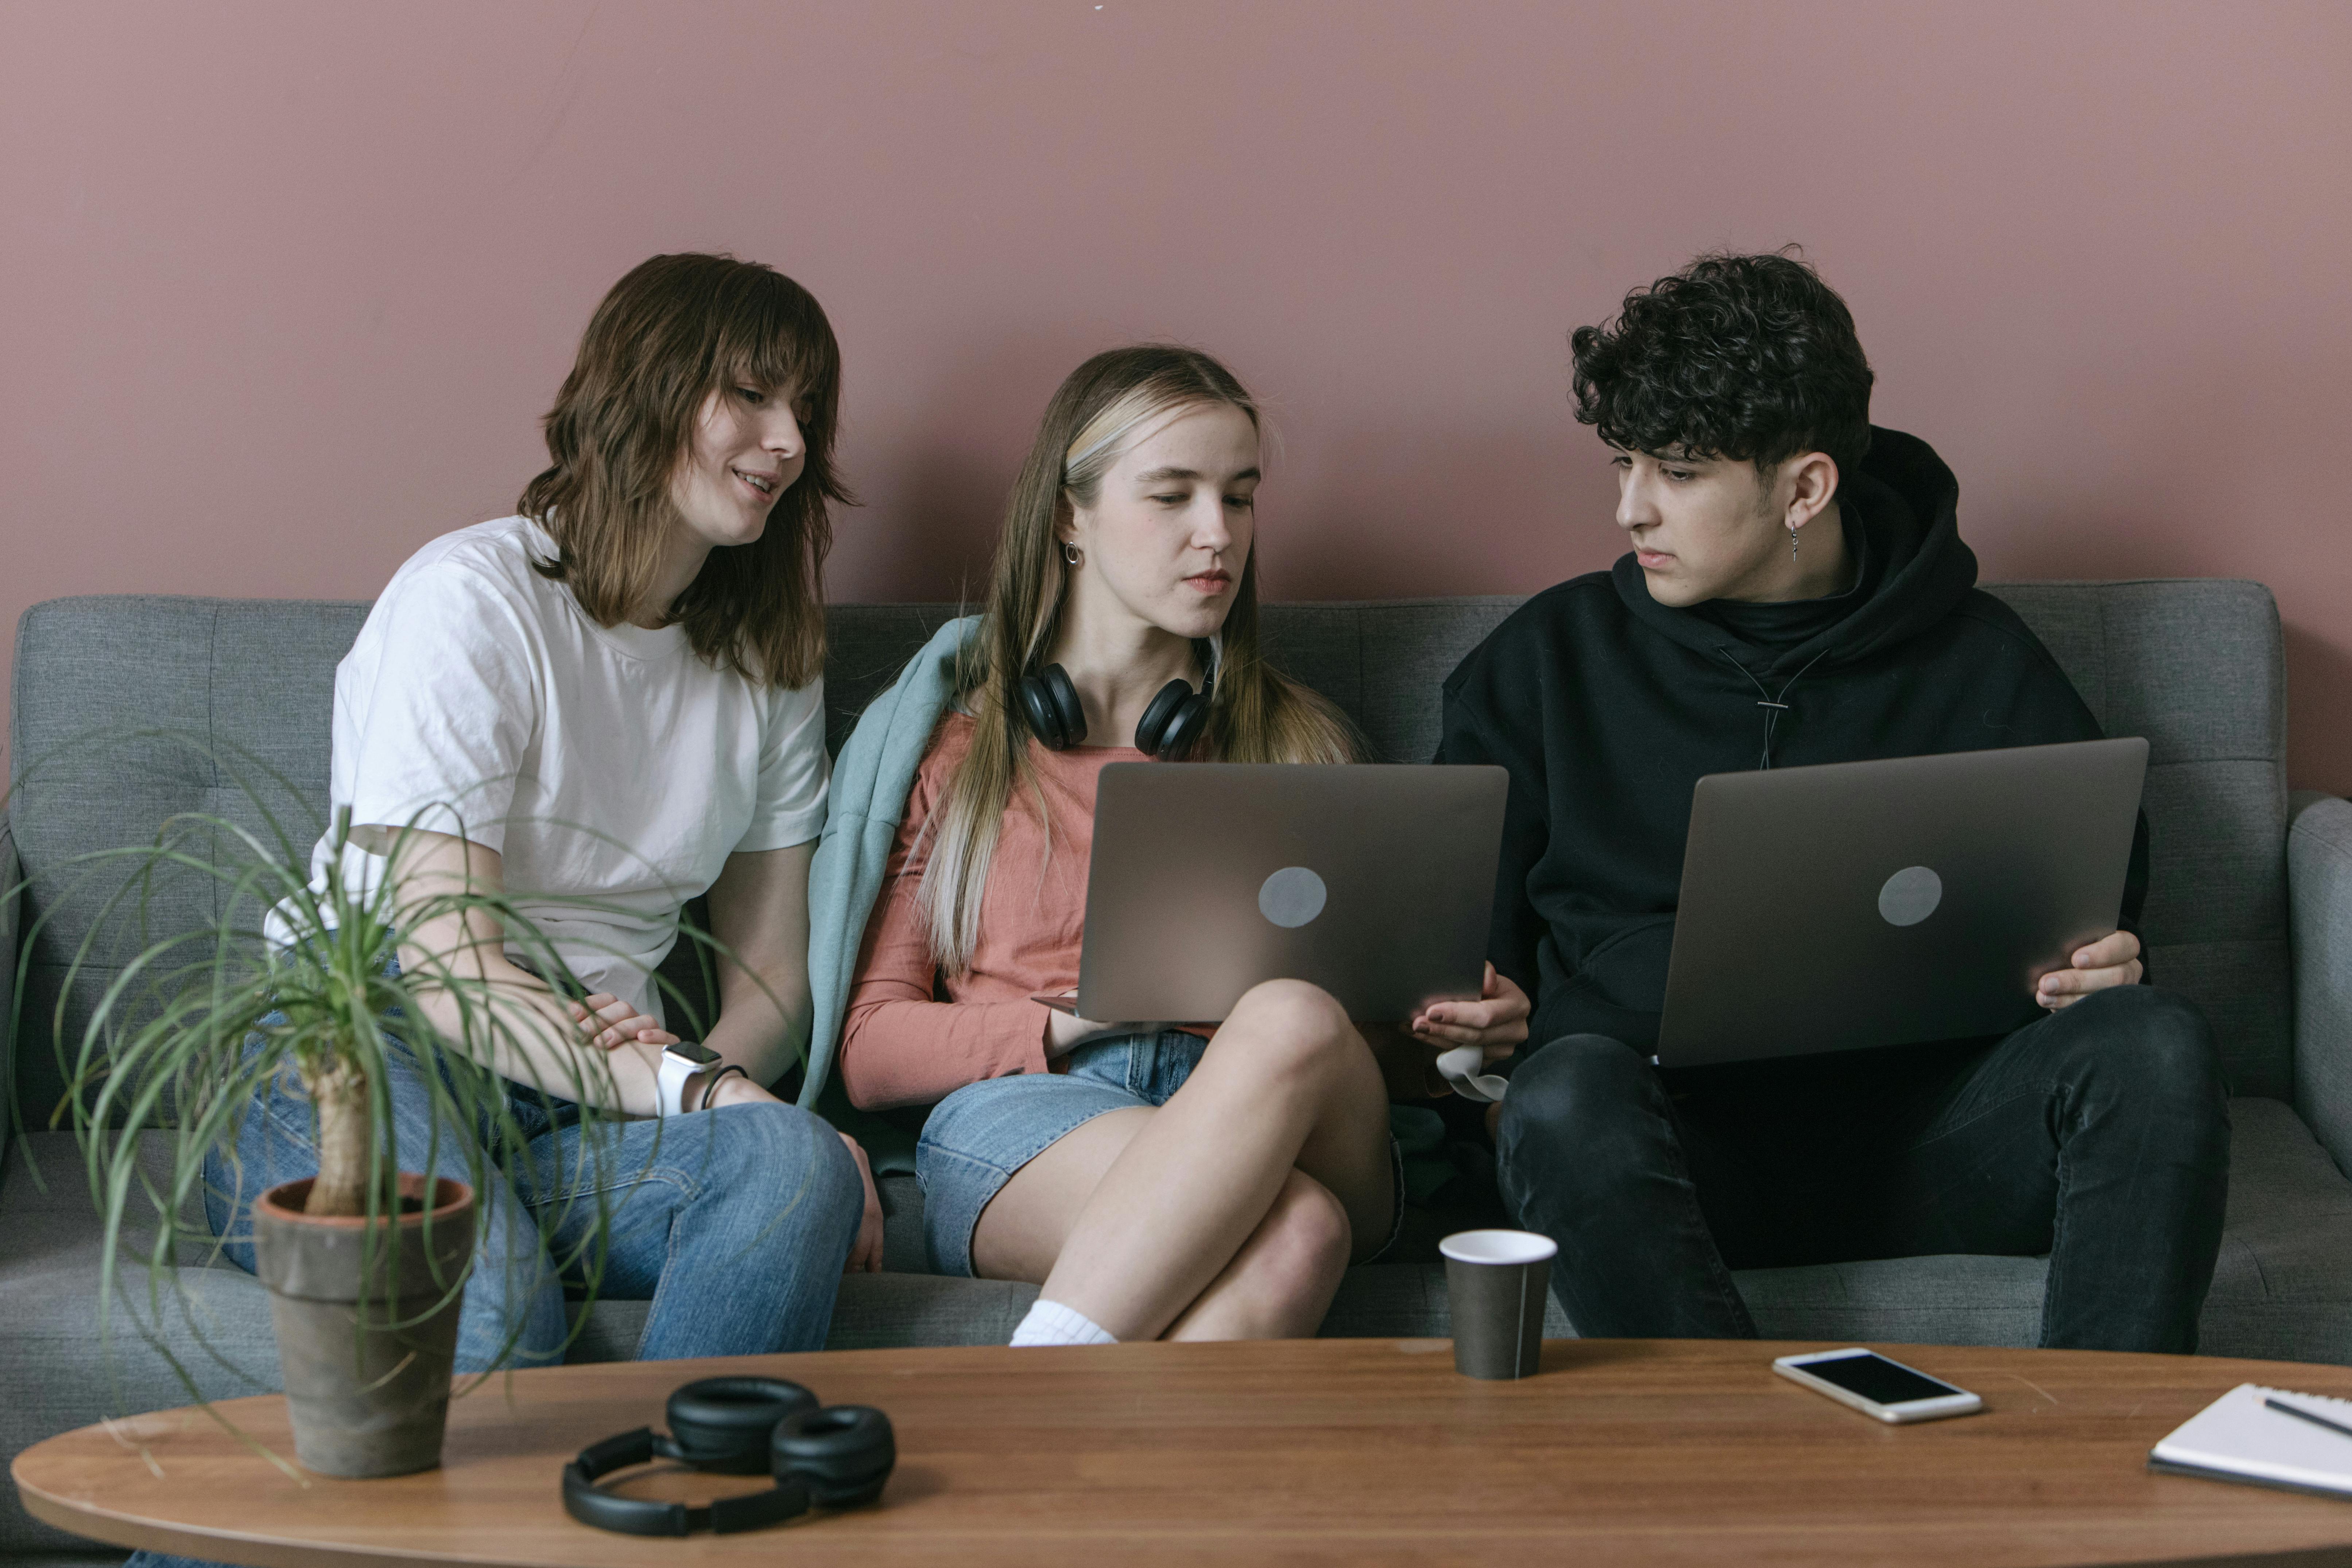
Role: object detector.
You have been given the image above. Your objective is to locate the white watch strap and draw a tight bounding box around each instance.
[656,1051,695,1118]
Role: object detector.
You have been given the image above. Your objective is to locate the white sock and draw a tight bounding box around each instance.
[1010,1297,1118,1347]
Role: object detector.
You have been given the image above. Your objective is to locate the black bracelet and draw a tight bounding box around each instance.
[694,1064,751,1112]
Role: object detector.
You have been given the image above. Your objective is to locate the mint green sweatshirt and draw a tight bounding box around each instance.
[797,617,979,1170]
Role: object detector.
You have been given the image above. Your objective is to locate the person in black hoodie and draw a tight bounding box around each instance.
[1434,252,2229,1351]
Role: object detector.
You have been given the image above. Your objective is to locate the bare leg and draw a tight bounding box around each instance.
[976,1117,1357,1341]
[970,1108,1153,1284]
[969,980,1391,1341]
[1162,1170,1352,1341]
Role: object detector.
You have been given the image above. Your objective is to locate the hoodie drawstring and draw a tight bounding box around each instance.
[1715,646,1832,770]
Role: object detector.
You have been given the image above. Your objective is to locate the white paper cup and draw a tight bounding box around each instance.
[1440,1229,1557,1379]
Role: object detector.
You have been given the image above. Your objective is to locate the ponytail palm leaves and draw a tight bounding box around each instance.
[8,742,708,1407]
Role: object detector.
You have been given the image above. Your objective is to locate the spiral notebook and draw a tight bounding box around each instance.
[2149,1384,2352,1499]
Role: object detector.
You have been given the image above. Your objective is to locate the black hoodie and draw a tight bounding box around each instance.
[1435,427,2146,1061]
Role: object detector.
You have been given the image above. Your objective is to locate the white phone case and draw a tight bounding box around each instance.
[1772,1349,1984,1424]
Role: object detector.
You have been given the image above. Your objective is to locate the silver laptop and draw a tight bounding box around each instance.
[1063,763,1509,1024]
[1653,737,2149,1069]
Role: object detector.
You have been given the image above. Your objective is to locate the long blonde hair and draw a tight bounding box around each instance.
[917,345,1359,974]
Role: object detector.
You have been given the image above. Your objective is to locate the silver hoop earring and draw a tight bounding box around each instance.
[1787,523,1801,560]
[1063,542,1082,567]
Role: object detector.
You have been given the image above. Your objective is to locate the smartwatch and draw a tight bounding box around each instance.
[658,1042,724,1117]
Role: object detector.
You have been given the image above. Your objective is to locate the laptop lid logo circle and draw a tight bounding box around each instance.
[1259,867,1328,929]
[1878,866,1943,927]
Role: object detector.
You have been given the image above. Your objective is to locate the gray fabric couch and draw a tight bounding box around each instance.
[6,584,2351,1566]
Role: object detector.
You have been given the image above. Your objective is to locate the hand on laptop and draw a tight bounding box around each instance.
[1407,963,1530,1063]
[2036,929,2144,1010]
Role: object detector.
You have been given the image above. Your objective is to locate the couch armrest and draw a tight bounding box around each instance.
[1,813,17,1171]
[2291,792,2352,1174]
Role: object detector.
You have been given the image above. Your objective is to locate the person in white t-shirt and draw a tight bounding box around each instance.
[202,253,881,1375]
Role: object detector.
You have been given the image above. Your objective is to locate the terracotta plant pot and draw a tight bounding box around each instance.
[252,1173,476,1478]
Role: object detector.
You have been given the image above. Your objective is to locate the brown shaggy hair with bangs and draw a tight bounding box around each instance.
[519,253,850,688]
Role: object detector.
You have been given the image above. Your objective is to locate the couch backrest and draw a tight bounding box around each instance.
[7,581,2290,1123]
[1982,581,2289,1094]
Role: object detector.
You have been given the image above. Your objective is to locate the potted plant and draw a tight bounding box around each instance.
[20,754,674,1479]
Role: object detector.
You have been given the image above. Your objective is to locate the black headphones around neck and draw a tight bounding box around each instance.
[560,1376,894,1537]
[1019,640,1217,760]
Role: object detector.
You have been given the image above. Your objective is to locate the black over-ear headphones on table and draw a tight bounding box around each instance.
[561,1376,895,1537]
[1020,640,1217,760]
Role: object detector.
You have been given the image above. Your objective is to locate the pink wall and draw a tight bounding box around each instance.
[4,1,2348,789]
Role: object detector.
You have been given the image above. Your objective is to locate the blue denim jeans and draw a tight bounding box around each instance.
[916,1029,1213,1276]
[202,1031,863,1370]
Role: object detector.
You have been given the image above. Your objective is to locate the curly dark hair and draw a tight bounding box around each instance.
[1570,250,1874,482]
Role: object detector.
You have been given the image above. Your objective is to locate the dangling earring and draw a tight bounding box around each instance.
[1787,523,1801,560]
[1063,542,1082,567]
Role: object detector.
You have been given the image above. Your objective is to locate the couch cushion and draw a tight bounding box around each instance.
[0,1134,279,1560]
[8,598,370,1128]
[570,1272,1042,1363]
[2196,1095,2352,1363]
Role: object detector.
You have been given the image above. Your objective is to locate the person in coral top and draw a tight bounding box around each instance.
[834,345,1530,1344]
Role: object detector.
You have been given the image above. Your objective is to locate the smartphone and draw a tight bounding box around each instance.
[1772,1348,1984,1424]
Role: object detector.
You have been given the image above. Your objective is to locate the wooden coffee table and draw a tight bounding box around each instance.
[18,1337,2352,1566]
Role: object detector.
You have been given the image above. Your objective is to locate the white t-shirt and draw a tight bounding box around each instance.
[298,516,830,1026]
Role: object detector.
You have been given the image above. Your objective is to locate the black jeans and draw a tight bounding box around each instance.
[1494,986,2231,1351]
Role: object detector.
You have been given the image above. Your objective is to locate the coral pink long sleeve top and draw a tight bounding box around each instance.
[839,713,1152,1111]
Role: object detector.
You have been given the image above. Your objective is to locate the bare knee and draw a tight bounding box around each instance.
[1228,978,1352,1041]
[1217,979,1365,1085]
[1252,1170,1353,1310]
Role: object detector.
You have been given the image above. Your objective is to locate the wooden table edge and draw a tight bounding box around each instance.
[20,1338,2352,1568]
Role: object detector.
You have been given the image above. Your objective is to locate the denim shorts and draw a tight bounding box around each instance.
[915,1028,1404,1278]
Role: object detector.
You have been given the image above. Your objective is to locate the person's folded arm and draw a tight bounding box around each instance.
[833,737,1059,1110]
[698,841,817,1088]
[385,828,668,1116]
[694,839,883,1271]
[835,848,1051,1110]
[840,996,1054,1111]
